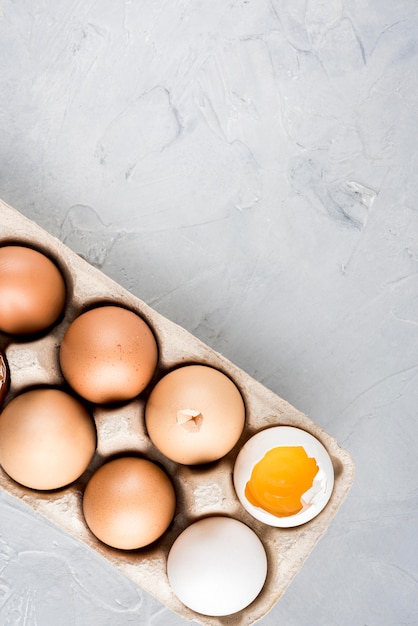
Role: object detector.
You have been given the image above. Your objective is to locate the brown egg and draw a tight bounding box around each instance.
[0,388,96,490]
[82,457,176,550]
[0,352,9,407]
[145,365,246,464]
[59,306,158,404]
[0,245,66,334]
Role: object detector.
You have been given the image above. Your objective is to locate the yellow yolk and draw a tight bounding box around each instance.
[244,446,319,517]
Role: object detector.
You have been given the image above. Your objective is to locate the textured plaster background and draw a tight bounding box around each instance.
[0,0,418,624]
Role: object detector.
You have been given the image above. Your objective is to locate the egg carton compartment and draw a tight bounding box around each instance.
[0,197,355,625]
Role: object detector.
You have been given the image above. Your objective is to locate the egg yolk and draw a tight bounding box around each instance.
[244,446,319,517]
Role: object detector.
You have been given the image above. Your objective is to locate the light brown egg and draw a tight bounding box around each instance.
[0,352,9,407]
[0,245,66,335]
[145,365,246,465]
[82,457,176,550]
[0,388,96,490]
[59,306,158,404]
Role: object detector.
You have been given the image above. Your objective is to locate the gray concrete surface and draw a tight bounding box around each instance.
[0,1,417,624]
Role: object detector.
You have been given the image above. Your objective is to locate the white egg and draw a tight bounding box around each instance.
[166,516,267,616]
[233,426,334,527]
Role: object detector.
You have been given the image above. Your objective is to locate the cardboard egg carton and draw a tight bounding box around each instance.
[0,197,355,625]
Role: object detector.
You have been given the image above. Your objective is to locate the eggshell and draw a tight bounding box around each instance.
[0,388,97,490]
[59,305,158,404]
[0,245,66,335]
[0,352,9,407]
[167,516,268,616]
[233,426,334,527]
[82,457,176,550]
[145,365,245,464]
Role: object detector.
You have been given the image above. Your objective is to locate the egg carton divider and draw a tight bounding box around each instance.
[0,198,355,626]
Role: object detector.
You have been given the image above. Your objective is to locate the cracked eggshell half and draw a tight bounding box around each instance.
[144,365,245,465]
[0,353,9,407]
[233,426,334,527]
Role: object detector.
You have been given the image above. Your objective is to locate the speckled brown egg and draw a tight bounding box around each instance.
[0,388,97,490]
[145,365,246,464]
[82,457,176,550]
[59,306,158,404]
[0,245,66,335]
[0,352,9,407]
